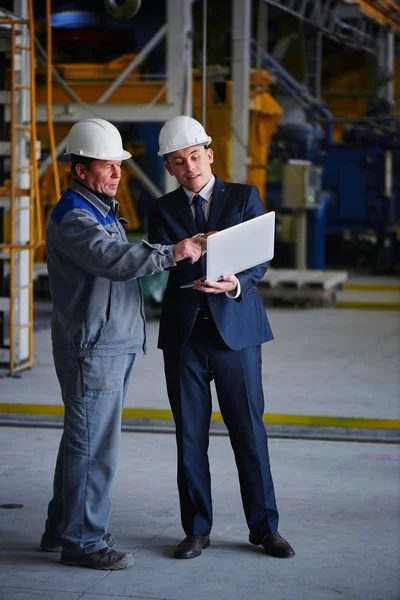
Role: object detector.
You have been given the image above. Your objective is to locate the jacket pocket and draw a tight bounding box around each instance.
[94,282,113,347]
[244,285,256,300]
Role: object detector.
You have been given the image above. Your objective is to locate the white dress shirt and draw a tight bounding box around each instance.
[181,176,241,299]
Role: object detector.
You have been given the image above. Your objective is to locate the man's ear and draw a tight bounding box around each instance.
[207,148,214,164]
[164,160,173,176]
[74,163,87,181]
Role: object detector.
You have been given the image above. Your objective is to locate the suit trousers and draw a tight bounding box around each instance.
[43,351,135,557]
[163,316,279,538]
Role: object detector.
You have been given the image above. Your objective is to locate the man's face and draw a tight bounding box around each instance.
[165,145,213,193]
[76,159,122,197]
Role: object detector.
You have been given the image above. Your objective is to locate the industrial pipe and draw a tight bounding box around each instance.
[104,0,141,19]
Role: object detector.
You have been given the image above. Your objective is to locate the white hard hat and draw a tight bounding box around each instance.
[158,115,212,156]
[65,118,131,160]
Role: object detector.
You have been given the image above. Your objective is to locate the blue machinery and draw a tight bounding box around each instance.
[268,115,400,272]
[255,43,400,273]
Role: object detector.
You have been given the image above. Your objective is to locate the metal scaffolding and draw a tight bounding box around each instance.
[260,0,395,53]
[0,0,40,374]
[34,0,193,197]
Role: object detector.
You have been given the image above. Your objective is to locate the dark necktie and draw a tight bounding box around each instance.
[193,194,207,233]
[192,194,210,315]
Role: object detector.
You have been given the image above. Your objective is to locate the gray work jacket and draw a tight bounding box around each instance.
[46,179,175,357]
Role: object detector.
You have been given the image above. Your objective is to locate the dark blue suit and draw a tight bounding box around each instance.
[148,176,279,538]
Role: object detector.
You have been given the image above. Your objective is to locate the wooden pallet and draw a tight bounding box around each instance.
[259,269,349,306]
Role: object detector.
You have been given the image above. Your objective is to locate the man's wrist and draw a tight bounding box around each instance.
[226,277,241,299]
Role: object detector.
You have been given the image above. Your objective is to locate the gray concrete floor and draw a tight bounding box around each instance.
[2,304,400,423]
[0,427,399,600]
[1,303,400,599]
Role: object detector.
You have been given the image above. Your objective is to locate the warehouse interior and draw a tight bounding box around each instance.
[0,1,399,599]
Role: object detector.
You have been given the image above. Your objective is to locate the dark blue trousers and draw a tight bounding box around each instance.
[163,316,279,538]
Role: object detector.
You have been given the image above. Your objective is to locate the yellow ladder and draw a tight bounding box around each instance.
[0,1,41,374]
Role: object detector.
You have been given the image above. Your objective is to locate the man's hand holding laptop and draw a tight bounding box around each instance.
[193,274,238,295]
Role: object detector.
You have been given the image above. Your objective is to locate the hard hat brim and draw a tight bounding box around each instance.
[65,149,132,161]
[158,139,212,157]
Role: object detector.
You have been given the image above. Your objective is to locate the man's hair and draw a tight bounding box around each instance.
[70,154,95,176]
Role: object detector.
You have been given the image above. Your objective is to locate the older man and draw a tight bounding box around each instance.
[40,118,204,570]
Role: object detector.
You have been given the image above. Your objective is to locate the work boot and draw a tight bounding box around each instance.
[60,547,134,570]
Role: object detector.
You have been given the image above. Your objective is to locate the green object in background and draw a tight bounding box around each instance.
[141,270,169,302]
[128,234,169,303]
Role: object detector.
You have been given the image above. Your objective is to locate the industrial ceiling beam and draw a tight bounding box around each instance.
[34,103,180,124]
[262,0,381,53]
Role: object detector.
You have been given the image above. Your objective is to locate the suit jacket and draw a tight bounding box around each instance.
[147,176,274,351]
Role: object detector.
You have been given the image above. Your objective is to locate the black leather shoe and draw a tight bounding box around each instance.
[175,535,210,559]
[249,532,295,558]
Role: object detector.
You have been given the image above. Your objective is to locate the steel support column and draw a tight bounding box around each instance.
[256,0,268,71]
[303,29,322,98]
[377,25,395,103]
[231,0,251,183]
[166,0,193,116]
[377,25,395,225]
[164,0,193,193]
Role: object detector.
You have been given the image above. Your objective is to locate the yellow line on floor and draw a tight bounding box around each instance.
[344,284,400,292]
[0,404,65,417]
[1,404,399,430]
[336,302,400,310]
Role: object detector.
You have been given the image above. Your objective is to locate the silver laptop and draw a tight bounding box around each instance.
[180,211,275,288]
